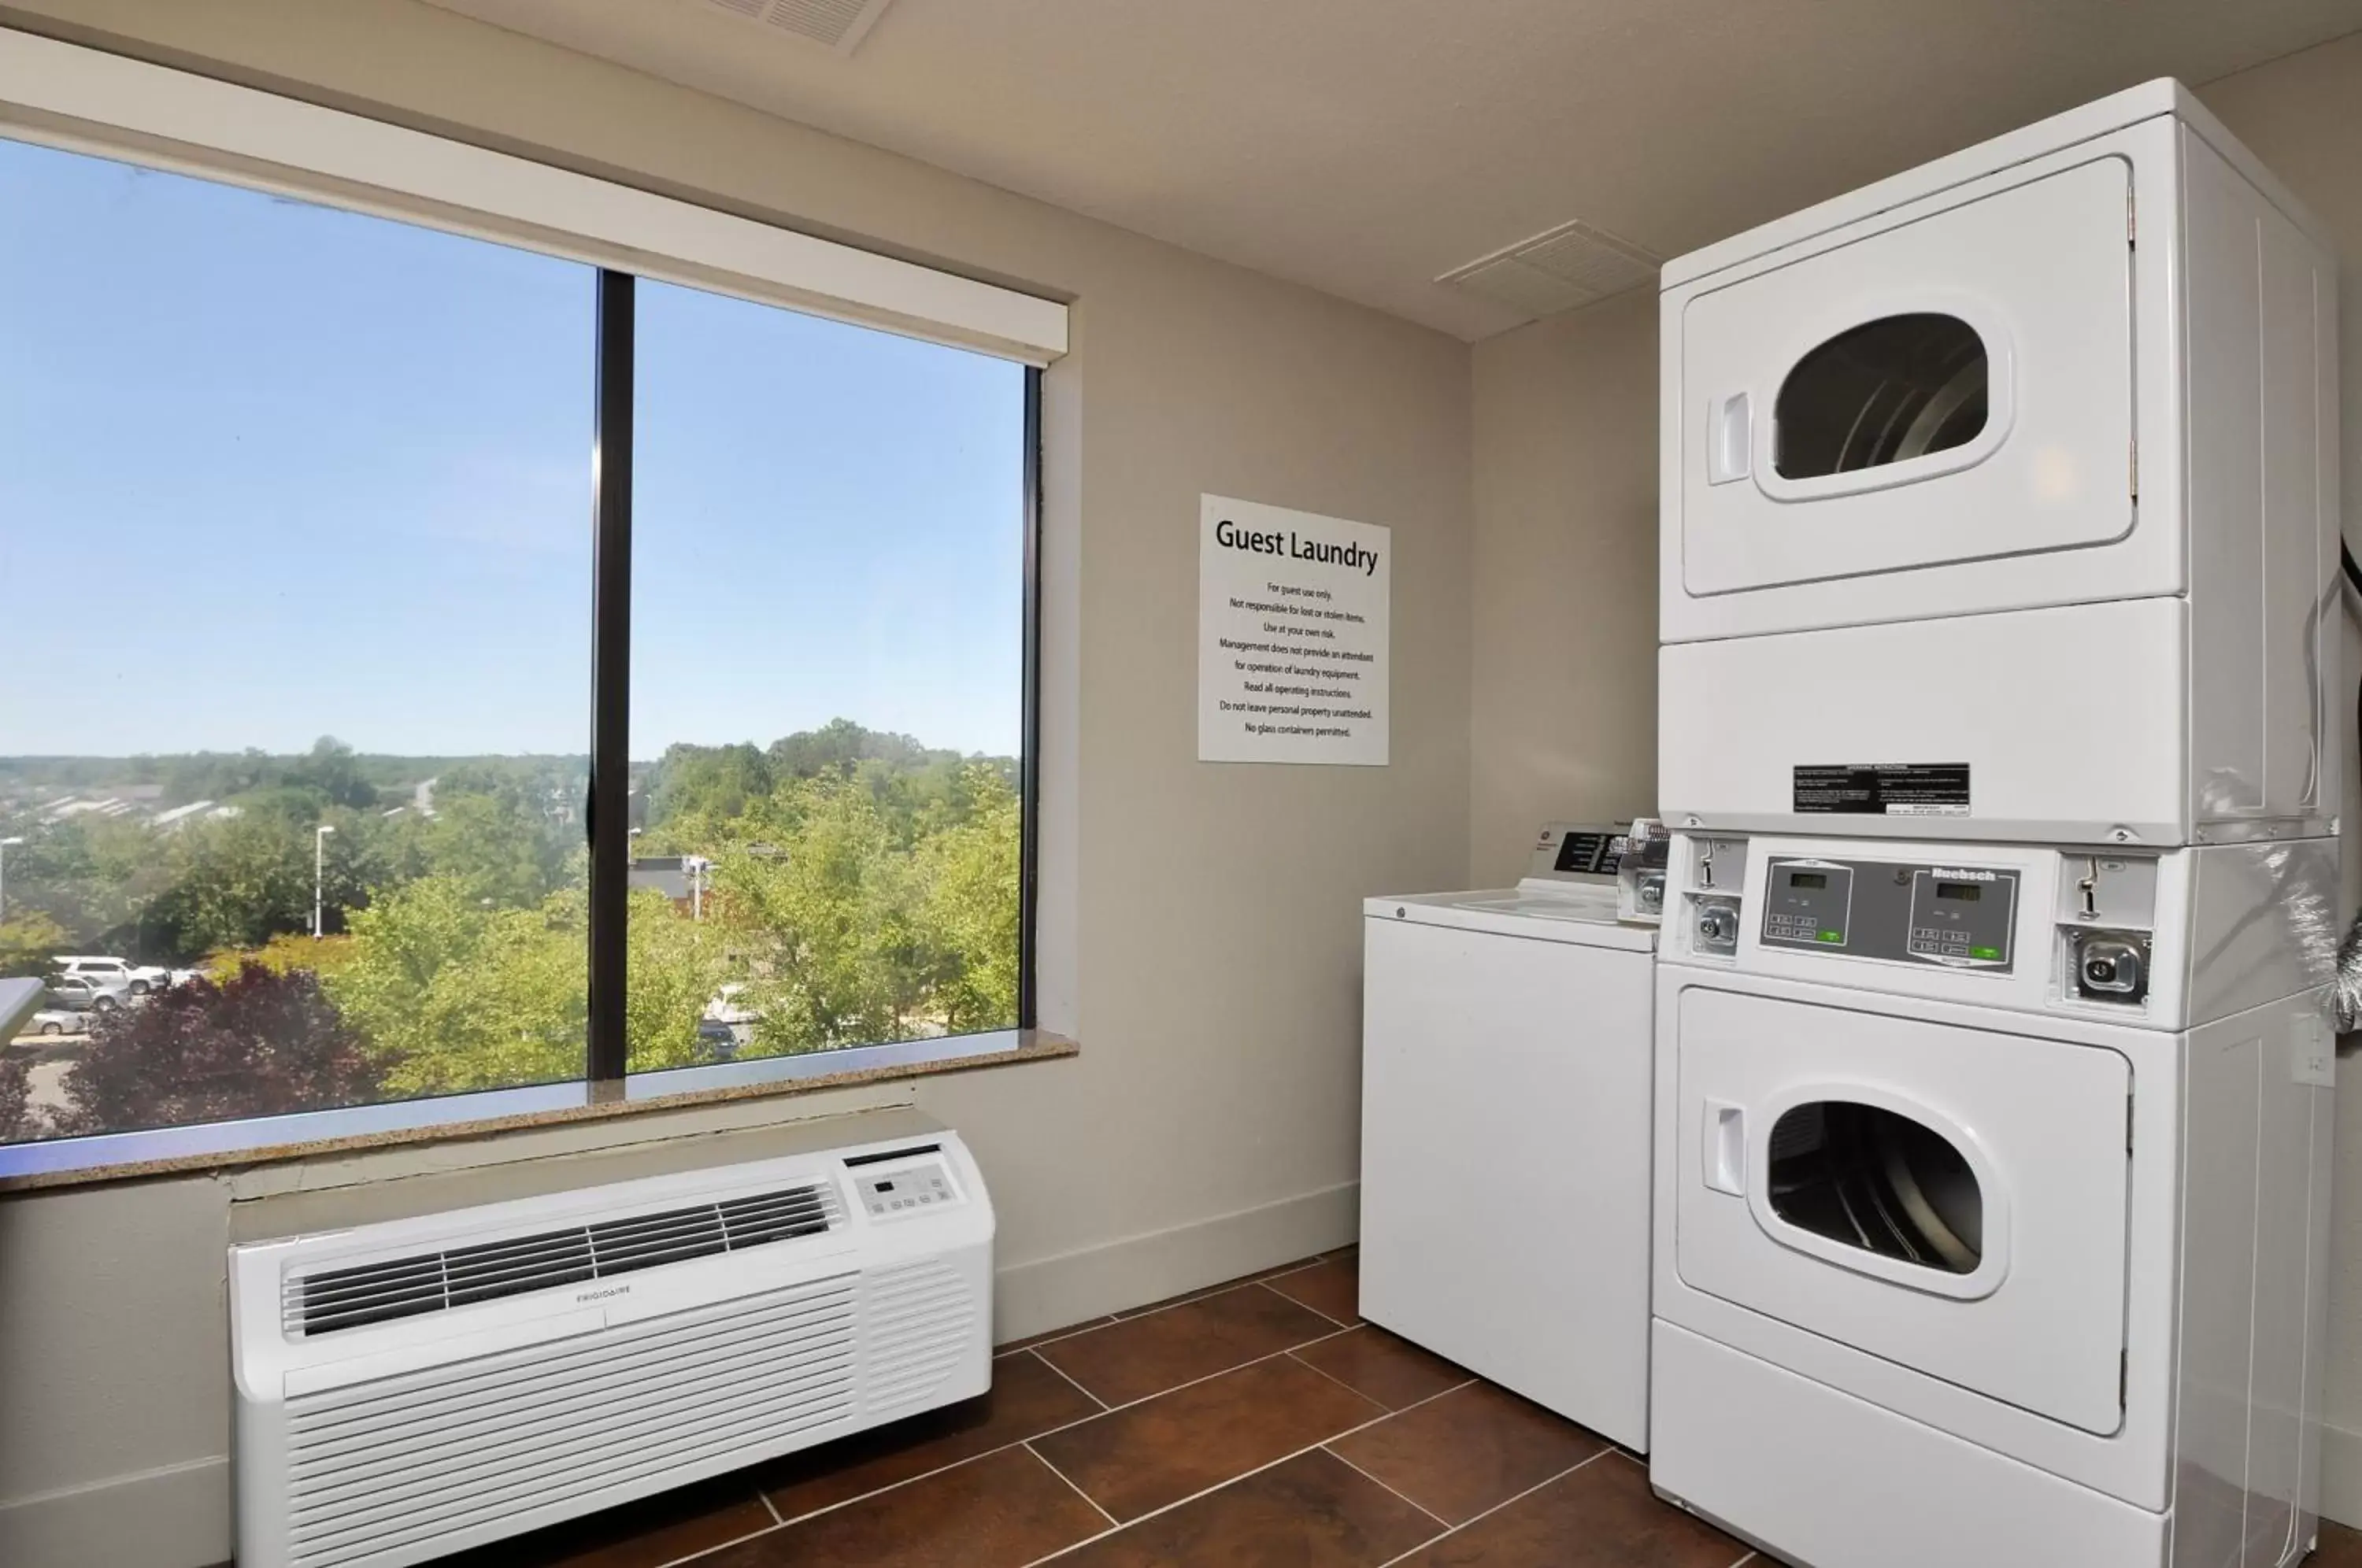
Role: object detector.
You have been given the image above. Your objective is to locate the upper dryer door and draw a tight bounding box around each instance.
[1680,157,2134,601]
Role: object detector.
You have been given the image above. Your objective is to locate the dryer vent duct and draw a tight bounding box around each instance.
[1438,218,1661,324]
[699,0,894,54]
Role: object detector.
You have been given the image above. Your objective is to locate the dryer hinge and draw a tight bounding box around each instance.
[2127,188,2137,247]
[2126,1092,2134,1153]
[2130,439,2139,500]
[2120,1350,2129,1406]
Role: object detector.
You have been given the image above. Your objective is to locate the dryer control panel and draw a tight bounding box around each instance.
[1762,856,2018,971]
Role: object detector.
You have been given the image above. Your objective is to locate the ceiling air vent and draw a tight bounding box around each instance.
[1439,217,1662,324]
[699,0,895,54]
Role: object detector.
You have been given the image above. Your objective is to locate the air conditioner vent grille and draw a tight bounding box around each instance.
[286,1182,841,1337]
[282,1276,858,1568]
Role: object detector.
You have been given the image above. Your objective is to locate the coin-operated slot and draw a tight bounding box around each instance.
[1632,872,1666,919]
[1692,896,1742,957]
[1689,836,1749,896]
[2067,927,2150,1005]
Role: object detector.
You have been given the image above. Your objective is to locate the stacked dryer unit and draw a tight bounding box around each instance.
[1646,81,2344,1568]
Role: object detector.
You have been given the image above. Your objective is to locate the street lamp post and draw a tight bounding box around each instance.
[0,836,22,924]
[313,824,337,939]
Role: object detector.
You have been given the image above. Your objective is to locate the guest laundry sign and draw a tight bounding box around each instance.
[1198,494,1390,765]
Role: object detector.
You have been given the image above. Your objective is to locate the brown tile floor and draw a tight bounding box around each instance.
[442,1248,2362,1568]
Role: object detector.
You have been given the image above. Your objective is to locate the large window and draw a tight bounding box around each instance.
[0,139,1035,1148]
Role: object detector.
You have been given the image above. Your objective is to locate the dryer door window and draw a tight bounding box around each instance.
[1772,315,1988,480]
[1766,1100,1983,1275]
[1679,157,2134,600]
[1675,986,2131,1434]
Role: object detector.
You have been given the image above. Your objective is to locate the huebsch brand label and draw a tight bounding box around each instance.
[1794,763,1970,817]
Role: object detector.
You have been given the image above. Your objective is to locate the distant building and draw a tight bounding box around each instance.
[628,855,712,916]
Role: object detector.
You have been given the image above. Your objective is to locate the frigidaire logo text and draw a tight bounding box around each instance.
[576,1285,633,1304]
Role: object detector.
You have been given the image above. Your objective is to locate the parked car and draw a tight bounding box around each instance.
[24,1008,84,1037]
[46,974,128,1013]
[54,954,171,996]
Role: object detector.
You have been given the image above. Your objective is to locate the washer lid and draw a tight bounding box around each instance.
[1363,884,1657,951]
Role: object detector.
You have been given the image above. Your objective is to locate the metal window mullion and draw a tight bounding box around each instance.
[588,269,635,1085]
[1016,364,1044,1033]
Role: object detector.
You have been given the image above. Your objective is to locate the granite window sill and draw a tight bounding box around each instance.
[0,1028,1076,1192]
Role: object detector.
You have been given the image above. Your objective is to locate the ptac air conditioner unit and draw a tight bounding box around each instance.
[230,1131,993,1568]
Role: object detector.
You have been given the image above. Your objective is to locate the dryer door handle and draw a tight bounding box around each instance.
[1707,391,1753,485]
[1703,1100,1746,1196]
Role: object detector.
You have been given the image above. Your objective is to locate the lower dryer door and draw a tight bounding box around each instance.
[1674,985,2130,1434]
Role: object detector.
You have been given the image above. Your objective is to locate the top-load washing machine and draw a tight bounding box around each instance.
[1656,80,2342,849]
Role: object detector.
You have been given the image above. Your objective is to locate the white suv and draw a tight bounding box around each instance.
[54,955,172,996]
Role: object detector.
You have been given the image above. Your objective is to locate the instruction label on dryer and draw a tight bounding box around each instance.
[1793,763,1970,817]
[1198,494,1390,765]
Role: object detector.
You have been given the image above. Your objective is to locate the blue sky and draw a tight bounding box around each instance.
[0,138,1026,761]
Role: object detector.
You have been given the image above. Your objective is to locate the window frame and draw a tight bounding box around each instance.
[0,26,1054,1140]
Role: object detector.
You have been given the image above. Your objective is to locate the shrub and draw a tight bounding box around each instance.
[53,962,386,1137]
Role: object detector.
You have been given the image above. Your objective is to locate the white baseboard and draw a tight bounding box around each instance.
[0,1455,230,1568]
[2320,1418,2362,1528]
[992,1180,1360,1343]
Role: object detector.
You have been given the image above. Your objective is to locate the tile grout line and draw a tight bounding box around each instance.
[580,1269,1369,1568]
[646,1514,787,1568]
[1368,1443,1619,1568]
[1259,1274,1352,1329]
[1017,1369,1486,1568]
[1027,1344,1112,1409]
[1318,1442,1454,1529]
[761,1323,1372,1538]
[1025,1438,1124,1530]
[994,1315,1119,1356]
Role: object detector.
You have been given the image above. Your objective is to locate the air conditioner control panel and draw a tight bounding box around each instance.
[850,1149,961,1219]
[1761,856,2019,971]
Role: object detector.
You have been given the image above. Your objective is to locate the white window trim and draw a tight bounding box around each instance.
[0,28,1068,364]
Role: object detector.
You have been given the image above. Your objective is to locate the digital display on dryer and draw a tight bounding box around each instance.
[1760,856,2017,971]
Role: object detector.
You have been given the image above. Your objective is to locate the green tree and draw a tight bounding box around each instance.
[624,888,734,1073]
[0,1050,30,1144]
[327,877,586,1095]
[420,791,572,910]
[914,765,1022,1034]
[713,775,927,1052]
[0,912,72,978]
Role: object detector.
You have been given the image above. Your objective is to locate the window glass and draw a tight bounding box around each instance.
[626,280,1027,1071]
[1773,313,1987,479]
[1764,1101,1983,1274]
[0,140,595,1141]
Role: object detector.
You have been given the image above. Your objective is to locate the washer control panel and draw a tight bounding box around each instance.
[1762,856,2017,971]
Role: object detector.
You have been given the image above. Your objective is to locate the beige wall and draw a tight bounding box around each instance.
[0,2,1474,1562]
[2199,31,2362,1528]
[1468,289,1659,886]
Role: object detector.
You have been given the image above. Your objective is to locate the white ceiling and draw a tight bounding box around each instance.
[425,0,2362,339]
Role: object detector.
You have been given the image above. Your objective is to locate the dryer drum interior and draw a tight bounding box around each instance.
[1772,312,1990,479]
[1765,1101,1983,1273]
